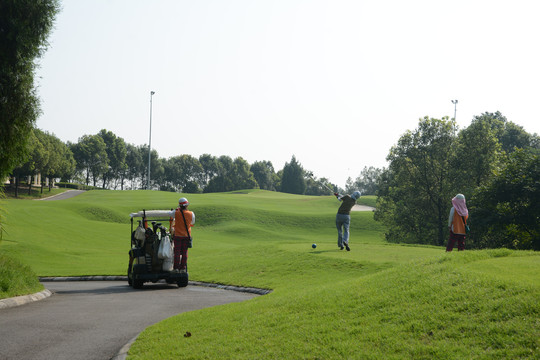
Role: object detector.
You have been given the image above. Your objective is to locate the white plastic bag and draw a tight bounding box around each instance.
[158,235,173,260]
[162,258,174,272]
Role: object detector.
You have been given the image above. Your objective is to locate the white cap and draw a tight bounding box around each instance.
[179,197,189,206]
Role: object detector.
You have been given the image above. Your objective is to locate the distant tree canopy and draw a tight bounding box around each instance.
[281,156,306,195]
[346,166,382,195]
[10,126,344,196]
[0,0,60,181]
[375,112,540,250]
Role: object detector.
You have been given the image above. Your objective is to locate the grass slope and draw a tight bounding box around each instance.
[1,190,538,359]
[0,253,44,299]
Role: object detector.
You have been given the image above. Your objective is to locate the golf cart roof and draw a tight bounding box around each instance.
[130,210,172,219]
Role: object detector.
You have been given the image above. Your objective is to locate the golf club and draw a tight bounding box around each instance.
[306,172,337,195]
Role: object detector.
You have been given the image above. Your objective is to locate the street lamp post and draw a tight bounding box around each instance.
[451,99,458,121]
[147,91,155,190]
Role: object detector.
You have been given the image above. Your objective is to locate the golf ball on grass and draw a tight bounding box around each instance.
[312,243,317,249]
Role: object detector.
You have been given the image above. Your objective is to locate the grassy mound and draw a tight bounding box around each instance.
[1,190,538,359]
[0,253,44,299]
[131,251,538,360]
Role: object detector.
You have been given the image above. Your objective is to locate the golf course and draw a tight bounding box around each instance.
[1,189,539,359]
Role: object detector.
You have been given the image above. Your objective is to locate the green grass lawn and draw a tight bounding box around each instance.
[1,190,538,359]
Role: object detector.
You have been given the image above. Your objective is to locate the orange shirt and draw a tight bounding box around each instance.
[173,208,194,237]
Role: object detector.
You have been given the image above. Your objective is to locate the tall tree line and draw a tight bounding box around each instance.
[0,0,60,184]
[9,127,339,195]
[374,112,539,250]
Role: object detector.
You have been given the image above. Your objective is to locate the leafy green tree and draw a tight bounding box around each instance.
[204,156,234,193]
[34,129,73,191]
[281,155,306,195]
[451,117,502,197]
[305,175,337,195]
[139,147,162,190]
[163,155,203,192]
[352,166,382,195]
[250,160,276,190]
[54,138,76,184]
[0,0,60,182]
[375,117,456,246]
[124,144,143,189]
[471,149,540,250]
[97,129,127,189]
[11,129,47,196]
[230,157,258,190]
[71,134,108,186]
[199,154,218,188]
[472,112,536,153]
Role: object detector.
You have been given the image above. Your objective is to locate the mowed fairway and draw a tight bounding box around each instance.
[2,190,539,359]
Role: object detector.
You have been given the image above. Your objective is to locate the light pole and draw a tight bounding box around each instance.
[147,91,155,190]
[451,99,458,121]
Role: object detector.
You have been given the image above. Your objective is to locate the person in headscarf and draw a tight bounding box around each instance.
[333,191,362,251]
[446,193,469,251]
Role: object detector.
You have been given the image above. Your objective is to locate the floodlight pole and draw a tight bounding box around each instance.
[147,91,155,190]
[451,99,458,121]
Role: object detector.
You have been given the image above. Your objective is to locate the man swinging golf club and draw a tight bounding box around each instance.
[334,190,361,251]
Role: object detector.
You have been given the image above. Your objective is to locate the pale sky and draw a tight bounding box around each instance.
[35,0,540,188]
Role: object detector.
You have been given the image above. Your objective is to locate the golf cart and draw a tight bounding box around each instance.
[127,210,188,289]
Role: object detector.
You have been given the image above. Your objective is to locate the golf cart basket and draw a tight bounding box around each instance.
[127,209,188,289]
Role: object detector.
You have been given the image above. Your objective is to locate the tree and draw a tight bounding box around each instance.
[204,156,234,193]
[352,166,382,195]
[0,0,60,182]
[250,161,276,190]
[97,129,127,189]
[124,144,144,189]
[34,129,74,191]
[451,116,502,197]
[472,112,536,153]
[163,155,203,192]
[281,155,306,195]
[471,149,540,250]
[230,157,258,190]
[11,129,47,196]
[375,117,456,246]
[199,154,218,189]
[71,134,108,186]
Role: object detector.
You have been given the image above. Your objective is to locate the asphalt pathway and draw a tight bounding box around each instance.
[36,189,86,201]
[0,281,257,360]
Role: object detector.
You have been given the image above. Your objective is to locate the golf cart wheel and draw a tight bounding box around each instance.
[127,267,133,286]
[177,273,189,288]
[133,278,144,289]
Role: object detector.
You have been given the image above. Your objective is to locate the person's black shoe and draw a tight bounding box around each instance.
[345,245,350,251]
[340,246,344,250]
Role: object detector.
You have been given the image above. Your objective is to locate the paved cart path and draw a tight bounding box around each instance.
[0,281,257,360]
[36,189,86,201]
[351,204,375,211]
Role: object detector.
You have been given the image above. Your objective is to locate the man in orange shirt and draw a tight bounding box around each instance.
[446,194,469,251]
[169,197,195,272]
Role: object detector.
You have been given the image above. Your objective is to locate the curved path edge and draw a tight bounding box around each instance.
[1,276,272,309]
[0,289,52,310]
[2,276,272,360]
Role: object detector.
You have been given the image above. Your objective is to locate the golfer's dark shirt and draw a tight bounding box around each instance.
[337,195,356,215]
